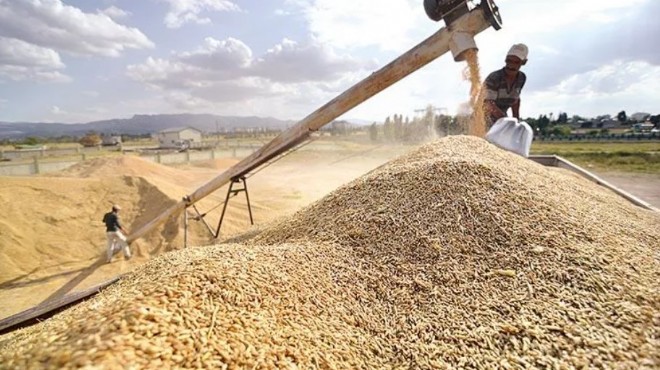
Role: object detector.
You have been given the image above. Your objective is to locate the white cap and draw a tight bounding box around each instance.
[112,204,121,211]
[507,43,528,61]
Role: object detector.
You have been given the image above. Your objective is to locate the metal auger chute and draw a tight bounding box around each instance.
[127,0,504,244]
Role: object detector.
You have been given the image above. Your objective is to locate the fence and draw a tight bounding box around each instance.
[0,146,258,176]
[535,132,660,142]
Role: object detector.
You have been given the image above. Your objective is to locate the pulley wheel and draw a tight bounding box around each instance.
[423,0,443,22]
[482,0,502,30]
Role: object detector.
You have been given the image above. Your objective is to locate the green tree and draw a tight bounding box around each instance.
[22,137,42,145]
[537,115,551,134]
[434,115,453,137]
[617,110,627,122]
[525,117,537,132]
[557,112,568,123]
[79,132,102,147]
[393,114,404,142]
[550,125,572,136]
[650,115,660,126]
[369,122,379,142]
[383,116,394,142]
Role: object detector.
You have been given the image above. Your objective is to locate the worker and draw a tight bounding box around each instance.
[102,204,131,263]
[484,43,528,127]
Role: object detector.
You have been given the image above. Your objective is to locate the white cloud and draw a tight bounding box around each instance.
[333,0,660,119]
[494,0,648,33]
[178,37,253,72]
[0,66,70,82]
[0,0,153,57]
[100,5,131,20]
[294,0,425,52]
[160,0,241,29]
[51,106,66,115]
[191,77,285,102]
[83,106,109,115]
[127,36,374,111]
[0,37,64,68]
[252,38,376,83]
[82,91,100,98]
[127,57,199,89]
[0,35,68,83]
[40,104,110,123]
[3,0,660,123]
[527,61,660,117]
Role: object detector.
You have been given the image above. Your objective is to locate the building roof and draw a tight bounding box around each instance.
[159,126,202,134]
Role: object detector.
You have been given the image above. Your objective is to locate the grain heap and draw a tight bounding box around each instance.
[254,135,660,367]
[1,136,658,369]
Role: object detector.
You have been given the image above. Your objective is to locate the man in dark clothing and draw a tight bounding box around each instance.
[102,204,131,263]
[484,43,528,127]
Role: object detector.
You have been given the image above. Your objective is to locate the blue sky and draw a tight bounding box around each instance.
[0,0,658,124]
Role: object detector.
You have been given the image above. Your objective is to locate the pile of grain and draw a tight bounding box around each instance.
[1,136,658,368]
[54,156,183,179]
[0,175,173,279]
[0,243,390,368]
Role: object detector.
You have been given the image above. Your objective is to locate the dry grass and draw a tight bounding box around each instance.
[1,136,658,369]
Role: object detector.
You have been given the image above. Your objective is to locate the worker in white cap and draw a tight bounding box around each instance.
[484,43,529,126]
[102,204,131,263]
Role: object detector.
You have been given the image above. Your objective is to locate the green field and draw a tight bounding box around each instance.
[531,141,660,173]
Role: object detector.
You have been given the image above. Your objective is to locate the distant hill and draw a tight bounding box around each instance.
[0,114,296,139]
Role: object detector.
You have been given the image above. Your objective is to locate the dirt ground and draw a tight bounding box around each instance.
[0,139,657,322]
[594,171,660,209]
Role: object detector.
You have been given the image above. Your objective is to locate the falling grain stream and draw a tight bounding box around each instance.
[464,49,487,138]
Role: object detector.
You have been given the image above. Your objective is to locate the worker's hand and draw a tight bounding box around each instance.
[485,100,505,120]
[492,109,506,120]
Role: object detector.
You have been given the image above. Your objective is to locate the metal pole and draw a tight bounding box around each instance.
[191,204,217,237]
[242,177,254,225]
[183,207,188,248]
[215,181,236,238]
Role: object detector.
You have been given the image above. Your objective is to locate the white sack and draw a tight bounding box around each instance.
[485,117,534,157]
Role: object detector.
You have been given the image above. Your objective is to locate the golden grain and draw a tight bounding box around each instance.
[1,136,658,369]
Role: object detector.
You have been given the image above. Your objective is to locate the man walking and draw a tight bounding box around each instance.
[484,43,529,127]
[102,204,131,263]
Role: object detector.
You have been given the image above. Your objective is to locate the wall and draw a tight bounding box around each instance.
[157,132,182,148]
[179,129,202,143]
[0,146,103,160]
[0,146,257,177]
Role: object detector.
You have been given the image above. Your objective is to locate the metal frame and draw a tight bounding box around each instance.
[182,177,255,246]
[528,155,657,211]
[214,177,254,239]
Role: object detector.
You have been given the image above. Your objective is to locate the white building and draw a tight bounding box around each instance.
[630,112,651,123]
[102,135,122,146]
[155,127,202,149]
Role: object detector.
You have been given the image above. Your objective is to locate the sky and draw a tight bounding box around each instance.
[0,0,658,124]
